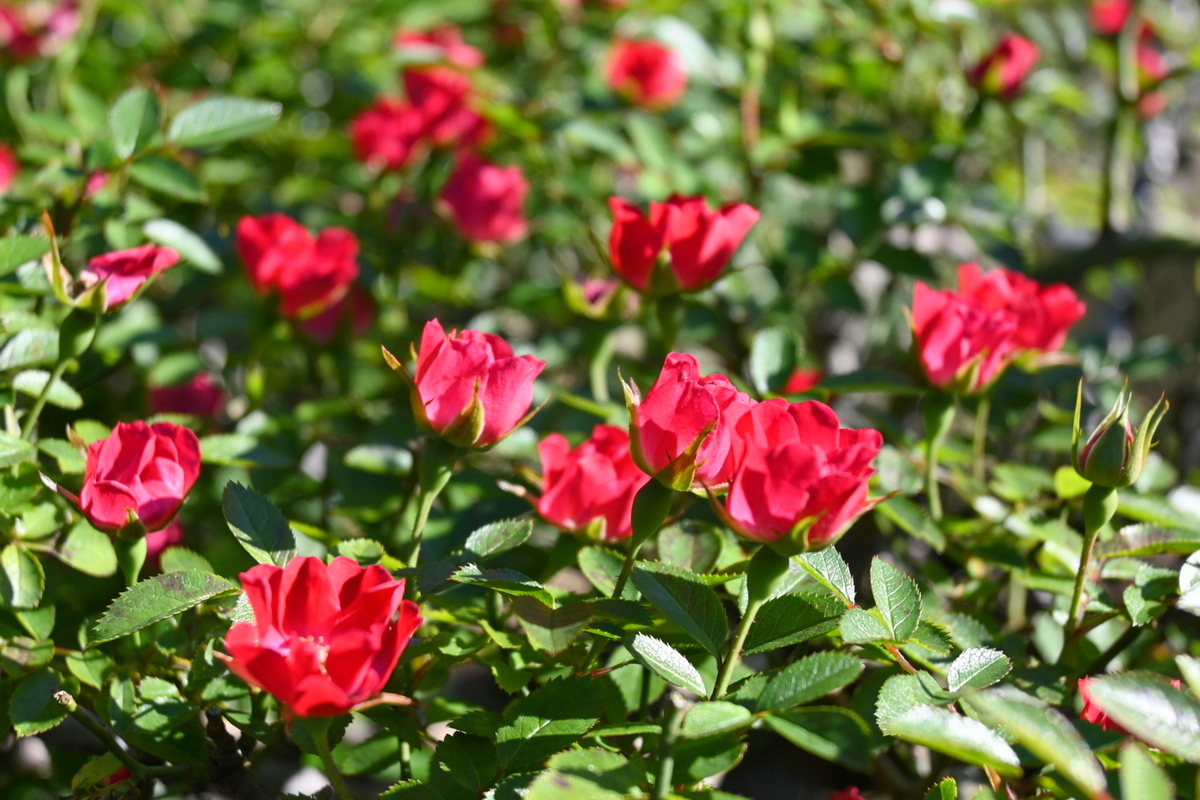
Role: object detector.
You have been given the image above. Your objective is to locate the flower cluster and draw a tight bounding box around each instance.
[911,263,1086,394]
[605,39,688,110]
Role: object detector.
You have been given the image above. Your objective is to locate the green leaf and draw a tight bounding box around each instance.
[495,675,608,772]
[1120,742,1173,800]
[0,328,57,371]
[159,547,213,574]
[875,673,957,728]
[579,547,635,599]
[923,777,957,800]
[963,685,1105,798]
[9,671,67,737]
[680,701,753,739]
[222,482,296,566]
[109,87,160,159]
[453,565,554,605]
[1054,466,1091,500]
[876,495,946,552]
[128,156,204,202]
[870,558,920,640]
[429,732,499,794]
[143,219,222,274]
[66,649,111,688]
[758,652,864,712]
[0,431,36,469]
[748,326,800,395]
[796,547,856,605]
[627,632,707,697]
[167,96,282,148]
[1,544,44,609]
[1081,672,1200,762]
[882,704,1021,777]
[57,521,117,577]
[511,596,592,654]
[0,236,51,276]
[526,748,644,800]
[38,438,85,473]
[632,561,730,656]
[658,521,722,574]
[947,647,1011,692]
[463,519,533,562]
[763,706,875,772]
[344,443,413,475]
[905,620,955,656]
[13,369,82,409]
[744,592,844,655]
[840,608,896,644]
[91,571,239,644]
[1097,524,1200,558]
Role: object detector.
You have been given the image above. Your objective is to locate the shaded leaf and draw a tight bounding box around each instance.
[511,596,591,654]
[632,561,729,656]
[764,706,874,772]
[463,519,533,562]
[495,676,608,772]
[92,571,239,644]
[222,482,296,566]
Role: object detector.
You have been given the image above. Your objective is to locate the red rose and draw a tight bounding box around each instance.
[1135,23,1168,118]
[223,556,422,719]
[956,263,1086,353]
[968,34,1039,100]
[350,99,427,171]
[605,39,687,110]
[79,244,180,308]
[1090,0,1131,35]
[536,425,649,541]
[0,1,78,60]
[236,214,359,319]
[72,421,201,533]
[608,196,759,292]
[394,319,546,448]
[1078,677,1128,733]
[626,353,755,491]
[438,153,529,245]
[394,26,484,69]
[150,372,225,418]
[403,68,492,149]
[911,282,1017,394]
[719,399,882,551]
[299,285,375,344]
[783,367,824,395]
[830,790,865,800]
[0,143,16,194]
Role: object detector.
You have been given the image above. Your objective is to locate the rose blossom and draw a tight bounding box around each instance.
[61,421,201,533]
[955,263,1086,353]
[150,373,226,418]
[968,33,1039,100]
[236,213,359,319]
[911,282,1017,394]
[223,556,422,719]
[1090,0,1131,35]
[608,196,759,292]
[79,244,181,308]
[385,319,546,448]
[350,99,427,171]
[0,143,17,194]
[438,153,529,245]
[718,400,882,551]
[783,367,824,395]
[605,39,688,110]
[402,68,491,149]
[536,425,649,541]
[626,353,756,491]
[299,285,375,344]
[1135,23,1168,118]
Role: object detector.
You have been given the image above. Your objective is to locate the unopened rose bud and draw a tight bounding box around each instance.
[1072,382,1167,489]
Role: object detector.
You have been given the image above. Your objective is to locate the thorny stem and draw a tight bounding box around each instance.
[20,359,70,440]
[1065,485,1119,644]
[652,692,687,800]
[310,721,355,800]
[972,394,991,483]
[56,691,146,776]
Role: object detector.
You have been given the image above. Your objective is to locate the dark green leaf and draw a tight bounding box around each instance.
[840,608,895,644]
[128,156,204,202]
[764,706,874,772]
[526,748,644,800]
[627,632,706,696]
[222,482,296,566]
[748,326,800,395]
[759,652,864,712]
[0,432,36,469]
[91,571,239,644]
[579,547,635,599]
[796,547,856,605]
[453,565,553,605]
[511,597,591,654]
[632,561,730,656]
[57,522,117,577]
[680,701,753,739]
[463,519,533,562]
[1,543,44,609]
[744,592,844,655]
[876,495,946,552]
[0,328,57,371]
[13,370,81,409]
[658,521,722,574]
[871,558,920,640]
[168,96,282,148]
[430,733,498,793]
[10,671,67,737]
[495,675,608,772]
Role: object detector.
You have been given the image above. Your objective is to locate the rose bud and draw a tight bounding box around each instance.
[624,353,756,492]
[1090,0,1131,35]
[350,99,427,171]
[236,214,359,319]
[223,556,422,719]
[0,143,17,194]
[78,244,181,309]
[608,196,759,293]
[382,319,546,449]
[535,425,649,541]
[1078,677,1129,734]
[1072,382,1167,489]
[967,33,1040,101]
[715,399,883,553]
[911,282,1018,394]
[955,263,1085,354]
[150,372,226,418]
[438,153,529,245]
[605,39,688,110]
[49,421,201,536]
